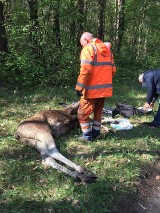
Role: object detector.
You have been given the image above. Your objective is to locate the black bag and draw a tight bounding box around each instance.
[112,103,136,118]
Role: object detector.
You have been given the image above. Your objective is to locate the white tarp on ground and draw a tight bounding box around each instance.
[110,118,133,130]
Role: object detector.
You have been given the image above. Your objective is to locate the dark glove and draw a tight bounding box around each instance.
[76,90,83,97]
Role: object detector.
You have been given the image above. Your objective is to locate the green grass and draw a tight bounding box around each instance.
[0,78,160,213]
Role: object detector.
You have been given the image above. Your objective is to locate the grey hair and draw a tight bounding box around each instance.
[81,32,95,40]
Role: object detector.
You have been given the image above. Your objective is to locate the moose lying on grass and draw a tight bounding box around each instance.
[14,102,97,184]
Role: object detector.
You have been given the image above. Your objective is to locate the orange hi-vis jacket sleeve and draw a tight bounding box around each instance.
[76,38,116,99]
[76,46,94,91]
[111,53,116,77]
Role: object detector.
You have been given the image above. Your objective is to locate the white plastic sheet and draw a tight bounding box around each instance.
[110,118,133,130]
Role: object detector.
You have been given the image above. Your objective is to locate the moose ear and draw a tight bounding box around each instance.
[71,101,80,108]
[64,101,80,115]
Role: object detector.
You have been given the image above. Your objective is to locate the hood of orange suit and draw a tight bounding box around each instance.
[104,42,111,50]
[92,38,109,56]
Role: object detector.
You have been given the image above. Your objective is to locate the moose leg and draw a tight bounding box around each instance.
[42,154,80,180]
[35,135,83,173]
[46,147,83,173]
[42,154,97,183]
[36,134,98,183]
[46,148,98,182]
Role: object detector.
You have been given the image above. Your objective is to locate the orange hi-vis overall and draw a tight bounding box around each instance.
[76,38,116,135]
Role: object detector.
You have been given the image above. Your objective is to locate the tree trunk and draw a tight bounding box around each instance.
[28,0,39,47]
[115,0,125,52]
[0,1,8,53]
[76,0,84,47]
[97,0,106,40]
[53,1,61,48]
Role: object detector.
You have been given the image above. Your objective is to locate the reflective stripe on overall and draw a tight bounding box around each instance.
[78,98,105,133]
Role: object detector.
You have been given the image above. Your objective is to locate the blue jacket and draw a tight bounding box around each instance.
[143,69,160,104]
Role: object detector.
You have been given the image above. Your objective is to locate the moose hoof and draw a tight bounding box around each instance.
[81,168,98,179]
[74,170,98,184]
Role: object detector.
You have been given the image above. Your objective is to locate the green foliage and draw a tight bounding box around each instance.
[0,0,160,87]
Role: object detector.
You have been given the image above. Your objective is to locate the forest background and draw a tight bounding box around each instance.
[0,1,160,212]
[0,0,160,87]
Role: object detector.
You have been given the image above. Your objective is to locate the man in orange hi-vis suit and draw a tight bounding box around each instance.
[75,32,116,142]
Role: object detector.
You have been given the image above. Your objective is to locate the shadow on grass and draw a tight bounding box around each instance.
[1,162,159,213]
[64,123,160,161]
[1,198,82,213]
[0,84,77,107]
[0,177,138,213]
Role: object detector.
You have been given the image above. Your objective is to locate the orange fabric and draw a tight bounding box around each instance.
[78,98,105,132]
[76,38,116,99]
[111,53,116,76]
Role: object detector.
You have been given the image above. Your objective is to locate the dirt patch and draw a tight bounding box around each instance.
[111,161,160,213]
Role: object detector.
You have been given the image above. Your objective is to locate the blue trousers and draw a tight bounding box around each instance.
[152,103,160,127]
